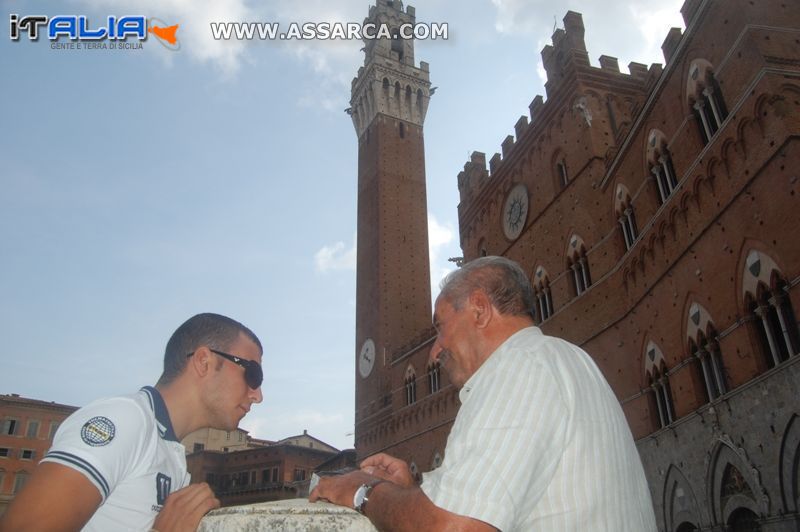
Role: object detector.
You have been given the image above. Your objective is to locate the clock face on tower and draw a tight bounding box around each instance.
[502,183,529,241]
[358,338,376,378]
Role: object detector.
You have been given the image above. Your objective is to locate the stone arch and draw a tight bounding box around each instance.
[663,464,702,532]
[707,440,767,526]
[779,414,800,514]
[685,58,715,105]
[644,340,667,378]
[646,128,670,167]
[614,183,632,216]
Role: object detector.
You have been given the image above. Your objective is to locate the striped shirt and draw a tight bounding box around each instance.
[421,327,656,531]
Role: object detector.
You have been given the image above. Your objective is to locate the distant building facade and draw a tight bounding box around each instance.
[352,0,800,530]
[0,394,78,515]
[186,431,340,506]
[181,427,253,454]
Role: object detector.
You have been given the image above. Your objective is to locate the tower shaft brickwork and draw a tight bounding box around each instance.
[351,0,433,458]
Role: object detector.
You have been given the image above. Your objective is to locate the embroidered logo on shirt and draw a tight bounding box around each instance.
[80,416,116,447]
[156,473,172,506]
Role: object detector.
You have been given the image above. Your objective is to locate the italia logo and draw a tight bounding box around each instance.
[9,14,181,50]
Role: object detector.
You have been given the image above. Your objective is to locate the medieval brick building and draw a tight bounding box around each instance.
[352,0,800,529]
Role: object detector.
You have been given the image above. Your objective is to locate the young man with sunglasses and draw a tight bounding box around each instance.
[0,313,264,532]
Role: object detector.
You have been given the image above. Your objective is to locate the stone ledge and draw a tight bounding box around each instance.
[198,498,377,531]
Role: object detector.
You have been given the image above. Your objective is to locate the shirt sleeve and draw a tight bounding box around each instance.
[42,396,152,502]
[421,353,570,531]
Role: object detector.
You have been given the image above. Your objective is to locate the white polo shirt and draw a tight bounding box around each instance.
[421,327,657,532]
[42,386,189,531]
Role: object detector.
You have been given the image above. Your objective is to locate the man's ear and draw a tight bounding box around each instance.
[468,290,493,329]
[188,347,212,378]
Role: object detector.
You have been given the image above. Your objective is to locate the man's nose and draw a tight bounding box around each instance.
[249,386,263,404]
[429,339,443,364]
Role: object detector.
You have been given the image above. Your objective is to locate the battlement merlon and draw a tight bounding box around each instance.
[348,1,431,138]
[457,152,489,205]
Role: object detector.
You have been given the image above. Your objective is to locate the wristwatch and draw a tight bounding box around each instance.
[353,479,386,515]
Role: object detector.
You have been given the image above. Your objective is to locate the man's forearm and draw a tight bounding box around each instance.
[363,482,446,532]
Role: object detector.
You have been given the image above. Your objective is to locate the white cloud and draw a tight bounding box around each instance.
[629,1,686,63]
[428,214,457,298]
[314,233,356,273]
[491,0,552,35]
[76,0,256,75]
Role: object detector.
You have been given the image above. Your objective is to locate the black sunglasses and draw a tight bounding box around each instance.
[186,348,263,389]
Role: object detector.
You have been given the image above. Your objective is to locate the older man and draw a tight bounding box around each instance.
[1,313,264,532]
[311,256,656,531]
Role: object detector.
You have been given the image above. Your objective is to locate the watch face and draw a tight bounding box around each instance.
[358,338,376,378]
[502,183,529,240]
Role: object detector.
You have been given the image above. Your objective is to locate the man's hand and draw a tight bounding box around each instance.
[361,453,415,488]
[152,483,220,532]
[308,470,378,509]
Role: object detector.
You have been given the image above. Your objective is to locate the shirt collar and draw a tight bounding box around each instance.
[458,326,541,402]
[141,386,179,442]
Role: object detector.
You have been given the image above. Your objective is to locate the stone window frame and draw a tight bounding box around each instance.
[26,420,40,439]
[614,184,639,251]
[404,364,417,405]
[566,234,592,298]
[644,342,675,429]
[686,59,729,145]
[646,129,679,205]
[426,361,441,394]
[533,265,554,323]
[686,303,728,404]
[742,250,800,369]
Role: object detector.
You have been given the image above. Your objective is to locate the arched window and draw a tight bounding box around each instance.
[557,159,568,188]
[743,251,800,368]
[647,130,679,205]
[533,265,554,323]
[404,365,417,405]
[687,60,729,144]
[687,303,727,402]
[427,361,441,394]
[615,185,639,250]
[645,342,675,429]
[567,234,592,297]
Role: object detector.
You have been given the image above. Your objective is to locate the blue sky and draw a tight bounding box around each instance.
[0,0,683,450]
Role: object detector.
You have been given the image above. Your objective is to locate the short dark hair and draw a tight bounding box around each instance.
[439,256,534,317]
[157,313,262,386]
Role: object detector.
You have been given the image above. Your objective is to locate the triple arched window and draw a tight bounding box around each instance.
[686,303,727,403]
[567,235,592,297]
[647,130,679,205]
[615,185,639,250]
[533,266,554,323]
[427,361,441,394]
[645,342,675,429]
[687,59,729,144]
[404,366,417,405]
[743,251,800,368]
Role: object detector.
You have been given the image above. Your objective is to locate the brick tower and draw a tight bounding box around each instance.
[349,0,433,457]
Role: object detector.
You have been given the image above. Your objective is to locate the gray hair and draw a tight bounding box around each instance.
[438,256,534,317]
[157,313,262,386]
